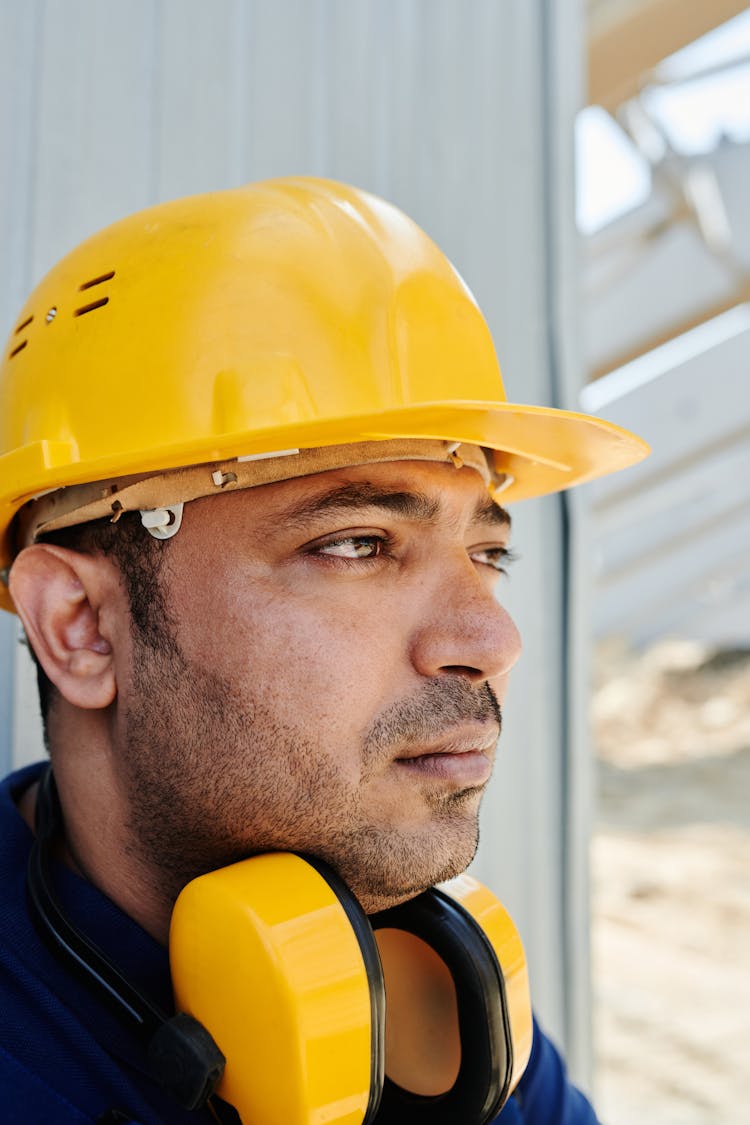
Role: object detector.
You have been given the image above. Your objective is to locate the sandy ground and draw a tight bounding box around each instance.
[590,641,750,1124]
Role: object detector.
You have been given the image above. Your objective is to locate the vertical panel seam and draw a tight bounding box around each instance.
[538,0,576,1060]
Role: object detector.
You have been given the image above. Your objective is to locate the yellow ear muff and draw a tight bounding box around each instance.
[170,861,530,1125]
[442,873,532,1101]
[369,873,532,1124]
[169,853,384,1125]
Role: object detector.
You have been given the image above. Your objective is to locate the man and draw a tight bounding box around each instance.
[0,178,646,1123]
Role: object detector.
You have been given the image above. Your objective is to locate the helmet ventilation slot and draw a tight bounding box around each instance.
[74,296,109,317]
[9,313,33,357]
[79,270,115,291]
[75,270,115,317]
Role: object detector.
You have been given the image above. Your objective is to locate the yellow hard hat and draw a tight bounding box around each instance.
[0,176,647,611]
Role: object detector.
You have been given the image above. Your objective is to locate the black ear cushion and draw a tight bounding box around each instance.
[369,888,513,1125]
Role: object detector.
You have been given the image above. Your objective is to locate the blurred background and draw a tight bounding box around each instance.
[580,4,750,1122]
[0,3,747,1123]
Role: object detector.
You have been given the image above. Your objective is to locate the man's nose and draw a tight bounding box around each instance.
[409,556,522,684]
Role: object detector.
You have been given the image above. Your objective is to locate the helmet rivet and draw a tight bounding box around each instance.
[45,307,57,324]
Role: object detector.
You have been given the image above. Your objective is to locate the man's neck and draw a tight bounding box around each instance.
[35,716,177,945]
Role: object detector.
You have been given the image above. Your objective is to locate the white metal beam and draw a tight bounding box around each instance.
[588,0,750,109]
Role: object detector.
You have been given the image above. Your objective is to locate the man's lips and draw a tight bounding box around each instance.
[393,727,499,785]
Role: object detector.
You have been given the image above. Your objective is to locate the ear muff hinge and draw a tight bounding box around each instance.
[147,1012,226,1111]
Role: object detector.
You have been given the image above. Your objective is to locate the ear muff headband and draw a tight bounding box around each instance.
[370,888,517,1125]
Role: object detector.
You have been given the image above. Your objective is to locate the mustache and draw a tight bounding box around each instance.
[364,678,502,757]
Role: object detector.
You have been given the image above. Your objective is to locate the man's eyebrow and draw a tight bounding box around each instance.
[278,481,511,530]
[281,483,441,526]
[473,494,511,530]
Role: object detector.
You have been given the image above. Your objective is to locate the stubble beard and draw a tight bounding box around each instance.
[119,634,501,913]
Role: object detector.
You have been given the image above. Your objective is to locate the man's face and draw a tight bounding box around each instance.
[113,459,521,912]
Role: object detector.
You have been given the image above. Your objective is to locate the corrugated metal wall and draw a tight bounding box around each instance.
[0,0,591,1081]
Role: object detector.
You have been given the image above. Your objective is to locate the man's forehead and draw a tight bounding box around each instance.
[221,459,512,531]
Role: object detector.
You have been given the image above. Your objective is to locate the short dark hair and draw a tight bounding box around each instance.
[28,512,174,745]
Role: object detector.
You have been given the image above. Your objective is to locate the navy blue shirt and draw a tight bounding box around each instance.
[0,763,599,1124]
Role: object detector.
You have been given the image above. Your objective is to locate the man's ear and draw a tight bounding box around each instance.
[8,544,117,710]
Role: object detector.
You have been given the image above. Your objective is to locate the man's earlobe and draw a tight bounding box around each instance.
[8,544,117,710]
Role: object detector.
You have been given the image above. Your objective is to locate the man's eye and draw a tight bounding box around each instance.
[316,536,385,559]
[470,546,517,574]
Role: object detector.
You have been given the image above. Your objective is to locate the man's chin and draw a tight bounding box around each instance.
[344,843,479,916]
[355,868,465,915]
[355,886,428,915]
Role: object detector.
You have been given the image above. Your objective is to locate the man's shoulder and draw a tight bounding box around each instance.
[0,761,44,942]
[496,1018,600,1124]
[0,763,214,1124]
[0,1041,95,1123]
[0,784,128,1123]
[0,759,46,850]
[0,760,46,812]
